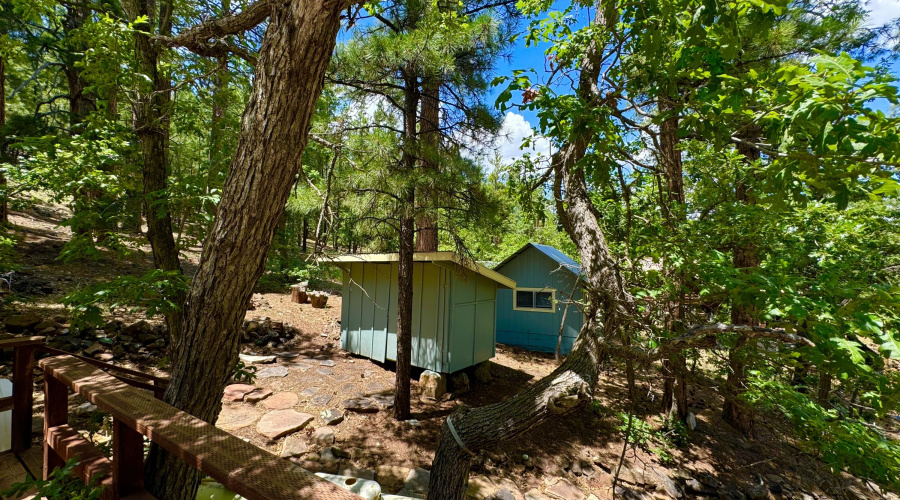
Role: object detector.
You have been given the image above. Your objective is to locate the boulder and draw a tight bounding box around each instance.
[403,467,431,495]
[5,314,42,333]
[280,435,309,458]
[450,372,470,394]
[419,370,446,400]
[474,361,492,384]
[377,465,412,493]
[321,409,344,425]
[256,410,314,439]
[310,426,335,446]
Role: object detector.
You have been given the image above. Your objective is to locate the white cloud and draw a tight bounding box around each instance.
[865,0,900,27]
[495,112,552,166]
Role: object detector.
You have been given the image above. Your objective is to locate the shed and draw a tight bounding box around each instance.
[325,253,516,373]
[493,243,584,354]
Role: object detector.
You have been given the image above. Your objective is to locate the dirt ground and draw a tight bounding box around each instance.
[1,202,897,500]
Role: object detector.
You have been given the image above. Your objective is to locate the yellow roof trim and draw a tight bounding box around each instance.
[320,252,516,289]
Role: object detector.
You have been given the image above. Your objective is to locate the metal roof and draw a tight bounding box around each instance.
[320,252,516,289]
[494,243,582,277]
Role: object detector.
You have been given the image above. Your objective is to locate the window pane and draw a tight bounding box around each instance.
[535,292,553,309]
[516,290,534,308]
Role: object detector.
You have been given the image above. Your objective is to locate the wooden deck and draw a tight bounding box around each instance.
[0,447,41,498]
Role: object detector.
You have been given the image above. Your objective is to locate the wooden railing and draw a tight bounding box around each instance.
[1,337,361,500]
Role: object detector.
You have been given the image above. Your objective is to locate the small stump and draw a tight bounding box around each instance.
[291,283,309,304]
[309,292,329,309]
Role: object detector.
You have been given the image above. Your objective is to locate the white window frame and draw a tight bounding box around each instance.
[513,287,556,313]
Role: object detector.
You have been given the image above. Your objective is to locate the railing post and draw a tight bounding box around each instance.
[43,375,68,479]
[112,418,144,498]
[11,343,37,453]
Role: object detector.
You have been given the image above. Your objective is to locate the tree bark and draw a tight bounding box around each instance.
[721,140,761,436]
[0,55,7,225]
[428,3,629,496]
[395,69,419,421]
[124,0,185,341]
[818,372,832,408]
[141,0,355,497]
[415,72,440,252]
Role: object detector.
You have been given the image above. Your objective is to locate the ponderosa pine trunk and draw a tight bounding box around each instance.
[123,0,185,340]
[721,140,761,436]
[0,55,7,225]
[428,3,631,496]
[395,69,420,421]
[141,0,355,497]
[415,72,440,252]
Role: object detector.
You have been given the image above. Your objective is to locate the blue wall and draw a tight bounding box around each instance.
[494,246,584,354]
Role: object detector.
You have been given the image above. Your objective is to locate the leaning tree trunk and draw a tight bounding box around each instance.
[142,0,354,497]
[428,4,630,495]
[124,0,185,340]
[721,140,761,436]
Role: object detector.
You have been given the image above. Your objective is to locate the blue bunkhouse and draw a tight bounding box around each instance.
[493,243,584,354]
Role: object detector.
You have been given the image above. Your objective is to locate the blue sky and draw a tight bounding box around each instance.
[489,0,900,164]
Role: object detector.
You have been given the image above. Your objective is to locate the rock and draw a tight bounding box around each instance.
[524,490,551,500]
[403,467,430,495]
[321,409,345,425]
[377,465,412,493]
[244,388,273,403]
[342,397,380,413]
[615,485,650,500]
[83,342,103,356]
[745,483,767,500]
[475,361,492,384]
[370,393,395,410]
[216,407,262,430]
[289,362,313,371]
[275,351,300,360]
[340,466,376,480]
[96,353,114,362]
[395,489,425,499]
[280,435,309,458]
[31,415,44,434]
[317,368,334,376]
[6,314,42,333]
[651,468,683,498]
[256,366,289,378]
[547,479,584,500]
[223,383,257,402]
[450,372,470,393]
[110,344,126,358]
[75,402,98,416]
[256,410,314,439]
[239,353,276,364]
[312,394,334,406]
[263,392,300,410]
[466,476,498,499]
[717,482,746,500]
[571,459,583,476]
[320,359,336,367]
[419,370,446,400]
[310,426,335,445]
[686,412,697,430]
[301,387,321,397]
[685,478,717,495]
[492,490,517,500]
[494,479,524,500]
[697,472,722,490]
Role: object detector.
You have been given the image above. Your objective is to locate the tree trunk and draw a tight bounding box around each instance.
[124,0,185,341]
[429,3,630,495]
[721,140,761,436]
[395,69,419,421]
[301,215,308,253]
[818,372,832,408]
[141,0,352,497]
[415,72,440,252]
[0,55,7,225]
[657,98,689,421]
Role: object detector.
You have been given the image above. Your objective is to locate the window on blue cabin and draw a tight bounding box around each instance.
[515,289,554,311]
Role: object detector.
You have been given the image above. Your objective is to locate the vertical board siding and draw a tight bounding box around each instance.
[340,261,490,373]
[494,246,585,355]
